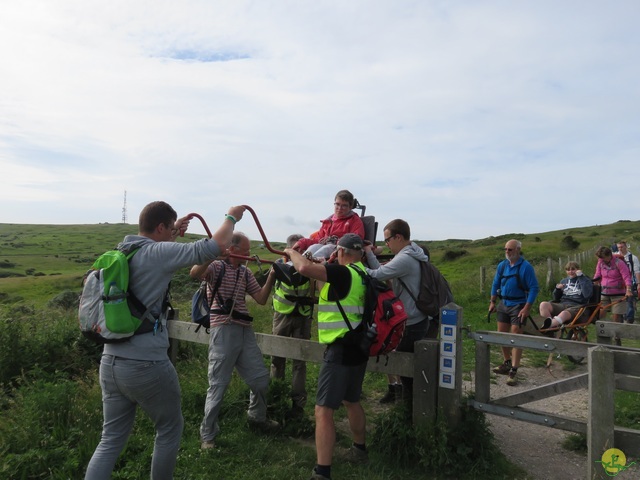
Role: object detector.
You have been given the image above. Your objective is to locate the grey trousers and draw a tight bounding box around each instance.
[200,323,270,442]
[270,311,312,408]
[85,355,183,480]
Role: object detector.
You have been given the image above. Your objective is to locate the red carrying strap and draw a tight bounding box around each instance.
[183,208,285,264]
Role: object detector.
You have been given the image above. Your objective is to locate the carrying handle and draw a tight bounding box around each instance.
[183,207,285,263]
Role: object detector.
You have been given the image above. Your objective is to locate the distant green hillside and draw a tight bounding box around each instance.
[1,220,639,310]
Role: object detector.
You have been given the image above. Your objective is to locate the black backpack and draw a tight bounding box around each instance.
[399,259,454,319]
[191,263,225,332]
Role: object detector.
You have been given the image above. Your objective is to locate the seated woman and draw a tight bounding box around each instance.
[539,261,594,330]
[293,189,366,259]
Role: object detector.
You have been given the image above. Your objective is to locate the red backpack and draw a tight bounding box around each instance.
[336,264,408,357]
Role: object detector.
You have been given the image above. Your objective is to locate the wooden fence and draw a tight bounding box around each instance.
[167,305,463,428]
[167,305,639,479]
[468,322,640,479]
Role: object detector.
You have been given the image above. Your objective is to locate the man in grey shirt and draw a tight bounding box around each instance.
[363,219,430,408]
[85,201,245,480]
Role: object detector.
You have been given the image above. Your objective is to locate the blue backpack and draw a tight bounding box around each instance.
[191,263,225,332]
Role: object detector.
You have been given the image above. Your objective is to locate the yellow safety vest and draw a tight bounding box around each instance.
[272,279,312,317]
[317,262,366,344]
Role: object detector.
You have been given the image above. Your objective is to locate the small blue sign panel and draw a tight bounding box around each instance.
[443,326,454,337]
[441,309,457,325]
[443,342,453,353]
[443,358,453,368]
[441,374,452,384]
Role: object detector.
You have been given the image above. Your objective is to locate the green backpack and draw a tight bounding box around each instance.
[78,248,160,344]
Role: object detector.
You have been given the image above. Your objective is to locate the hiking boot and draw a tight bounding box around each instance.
[493,360,512,375]
[309,469,331,480]
[248,417,280,433]
[379,384,402,404]
[339,445,369,465]
[506,370,518,386]
[200,440,215,450]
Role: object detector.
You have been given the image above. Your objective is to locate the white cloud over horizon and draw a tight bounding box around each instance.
[1,1,639,243]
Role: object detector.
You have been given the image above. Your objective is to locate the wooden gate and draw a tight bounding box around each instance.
[468,324,640,479]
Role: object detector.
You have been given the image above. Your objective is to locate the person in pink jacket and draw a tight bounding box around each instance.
[593,246,633,344]
[293,189,365,258]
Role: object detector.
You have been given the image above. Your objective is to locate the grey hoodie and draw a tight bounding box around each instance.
[103,234,222,361]
[365,242,430,326]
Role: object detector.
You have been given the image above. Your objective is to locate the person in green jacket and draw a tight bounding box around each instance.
[271,234,314,417]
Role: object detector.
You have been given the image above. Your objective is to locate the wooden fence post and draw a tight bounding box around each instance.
[437,303,464,428]
[412,338,439,428]
[587,346,615,480]
[546,257,553,290]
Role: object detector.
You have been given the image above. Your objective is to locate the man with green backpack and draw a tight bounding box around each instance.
[84,201,245,480]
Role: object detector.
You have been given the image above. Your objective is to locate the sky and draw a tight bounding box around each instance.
[1,1,639,243]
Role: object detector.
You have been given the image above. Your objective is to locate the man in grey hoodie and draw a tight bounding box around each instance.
[363,219,430,407]
[85,201,245,480]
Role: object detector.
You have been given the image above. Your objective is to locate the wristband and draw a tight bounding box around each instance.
[225,214,237,225]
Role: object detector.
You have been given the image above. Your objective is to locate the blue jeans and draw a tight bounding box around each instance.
[200,324,270,442]
[85,355,183,480]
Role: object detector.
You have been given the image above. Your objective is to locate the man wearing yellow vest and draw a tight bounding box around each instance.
[271,234,314,418]
[286,233,369,480]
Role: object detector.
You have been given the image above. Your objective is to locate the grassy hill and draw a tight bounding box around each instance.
[1,219,638,310]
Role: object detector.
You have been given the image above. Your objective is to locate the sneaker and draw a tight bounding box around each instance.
[200,440,215,450]
[309,469,331,480]
[339,445,369,465]
[541,317,552,330]
[248,417,280,433]
[493,360,511,375]
[506,370,518,386]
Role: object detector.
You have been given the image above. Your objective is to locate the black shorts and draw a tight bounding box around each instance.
[316,344,367,409]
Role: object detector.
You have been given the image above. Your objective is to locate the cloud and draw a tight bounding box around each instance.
[1,1,639,242]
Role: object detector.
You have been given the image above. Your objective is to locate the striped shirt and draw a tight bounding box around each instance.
[204,260,261,327]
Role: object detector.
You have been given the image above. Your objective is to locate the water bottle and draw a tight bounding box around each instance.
[359,322,377,354]
[108,282,125,304]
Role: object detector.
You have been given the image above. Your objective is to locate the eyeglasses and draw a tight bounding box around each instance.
[566,268,577,271]
[334,202,350,209]
[504,248,514,252]
[384,234,396,244]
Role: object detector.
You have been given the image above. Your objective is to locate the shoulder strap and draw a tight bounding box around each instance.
[397,258,420,302]
[333,263,367,332]
[210,262,226,306]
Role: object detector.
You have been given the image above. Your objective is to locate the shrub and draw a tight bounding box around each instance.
[443,249,468,261]
[561,235,580,250]
[371,401,515,478]
[48,290,80,310]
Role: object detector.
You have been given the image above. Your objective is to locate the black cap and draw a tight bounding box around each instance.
[337,233,363,250]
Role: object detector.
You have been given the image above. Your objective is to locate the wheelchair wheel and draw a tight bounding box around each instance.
[562,328,588,364]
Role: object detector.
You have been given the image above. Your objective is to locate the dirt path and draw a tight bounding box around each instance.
[464,361,638,480]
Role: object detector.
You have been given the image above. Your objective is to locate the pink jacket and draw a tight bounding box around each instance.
[295,211,365,252]
[594,257,632,296]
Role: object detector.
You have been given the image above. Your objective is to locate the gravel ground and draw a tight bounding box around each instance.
[465,360,639,480]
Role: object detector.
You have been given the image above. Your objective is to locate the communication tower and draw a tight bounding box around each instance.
[121,190,128,224]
